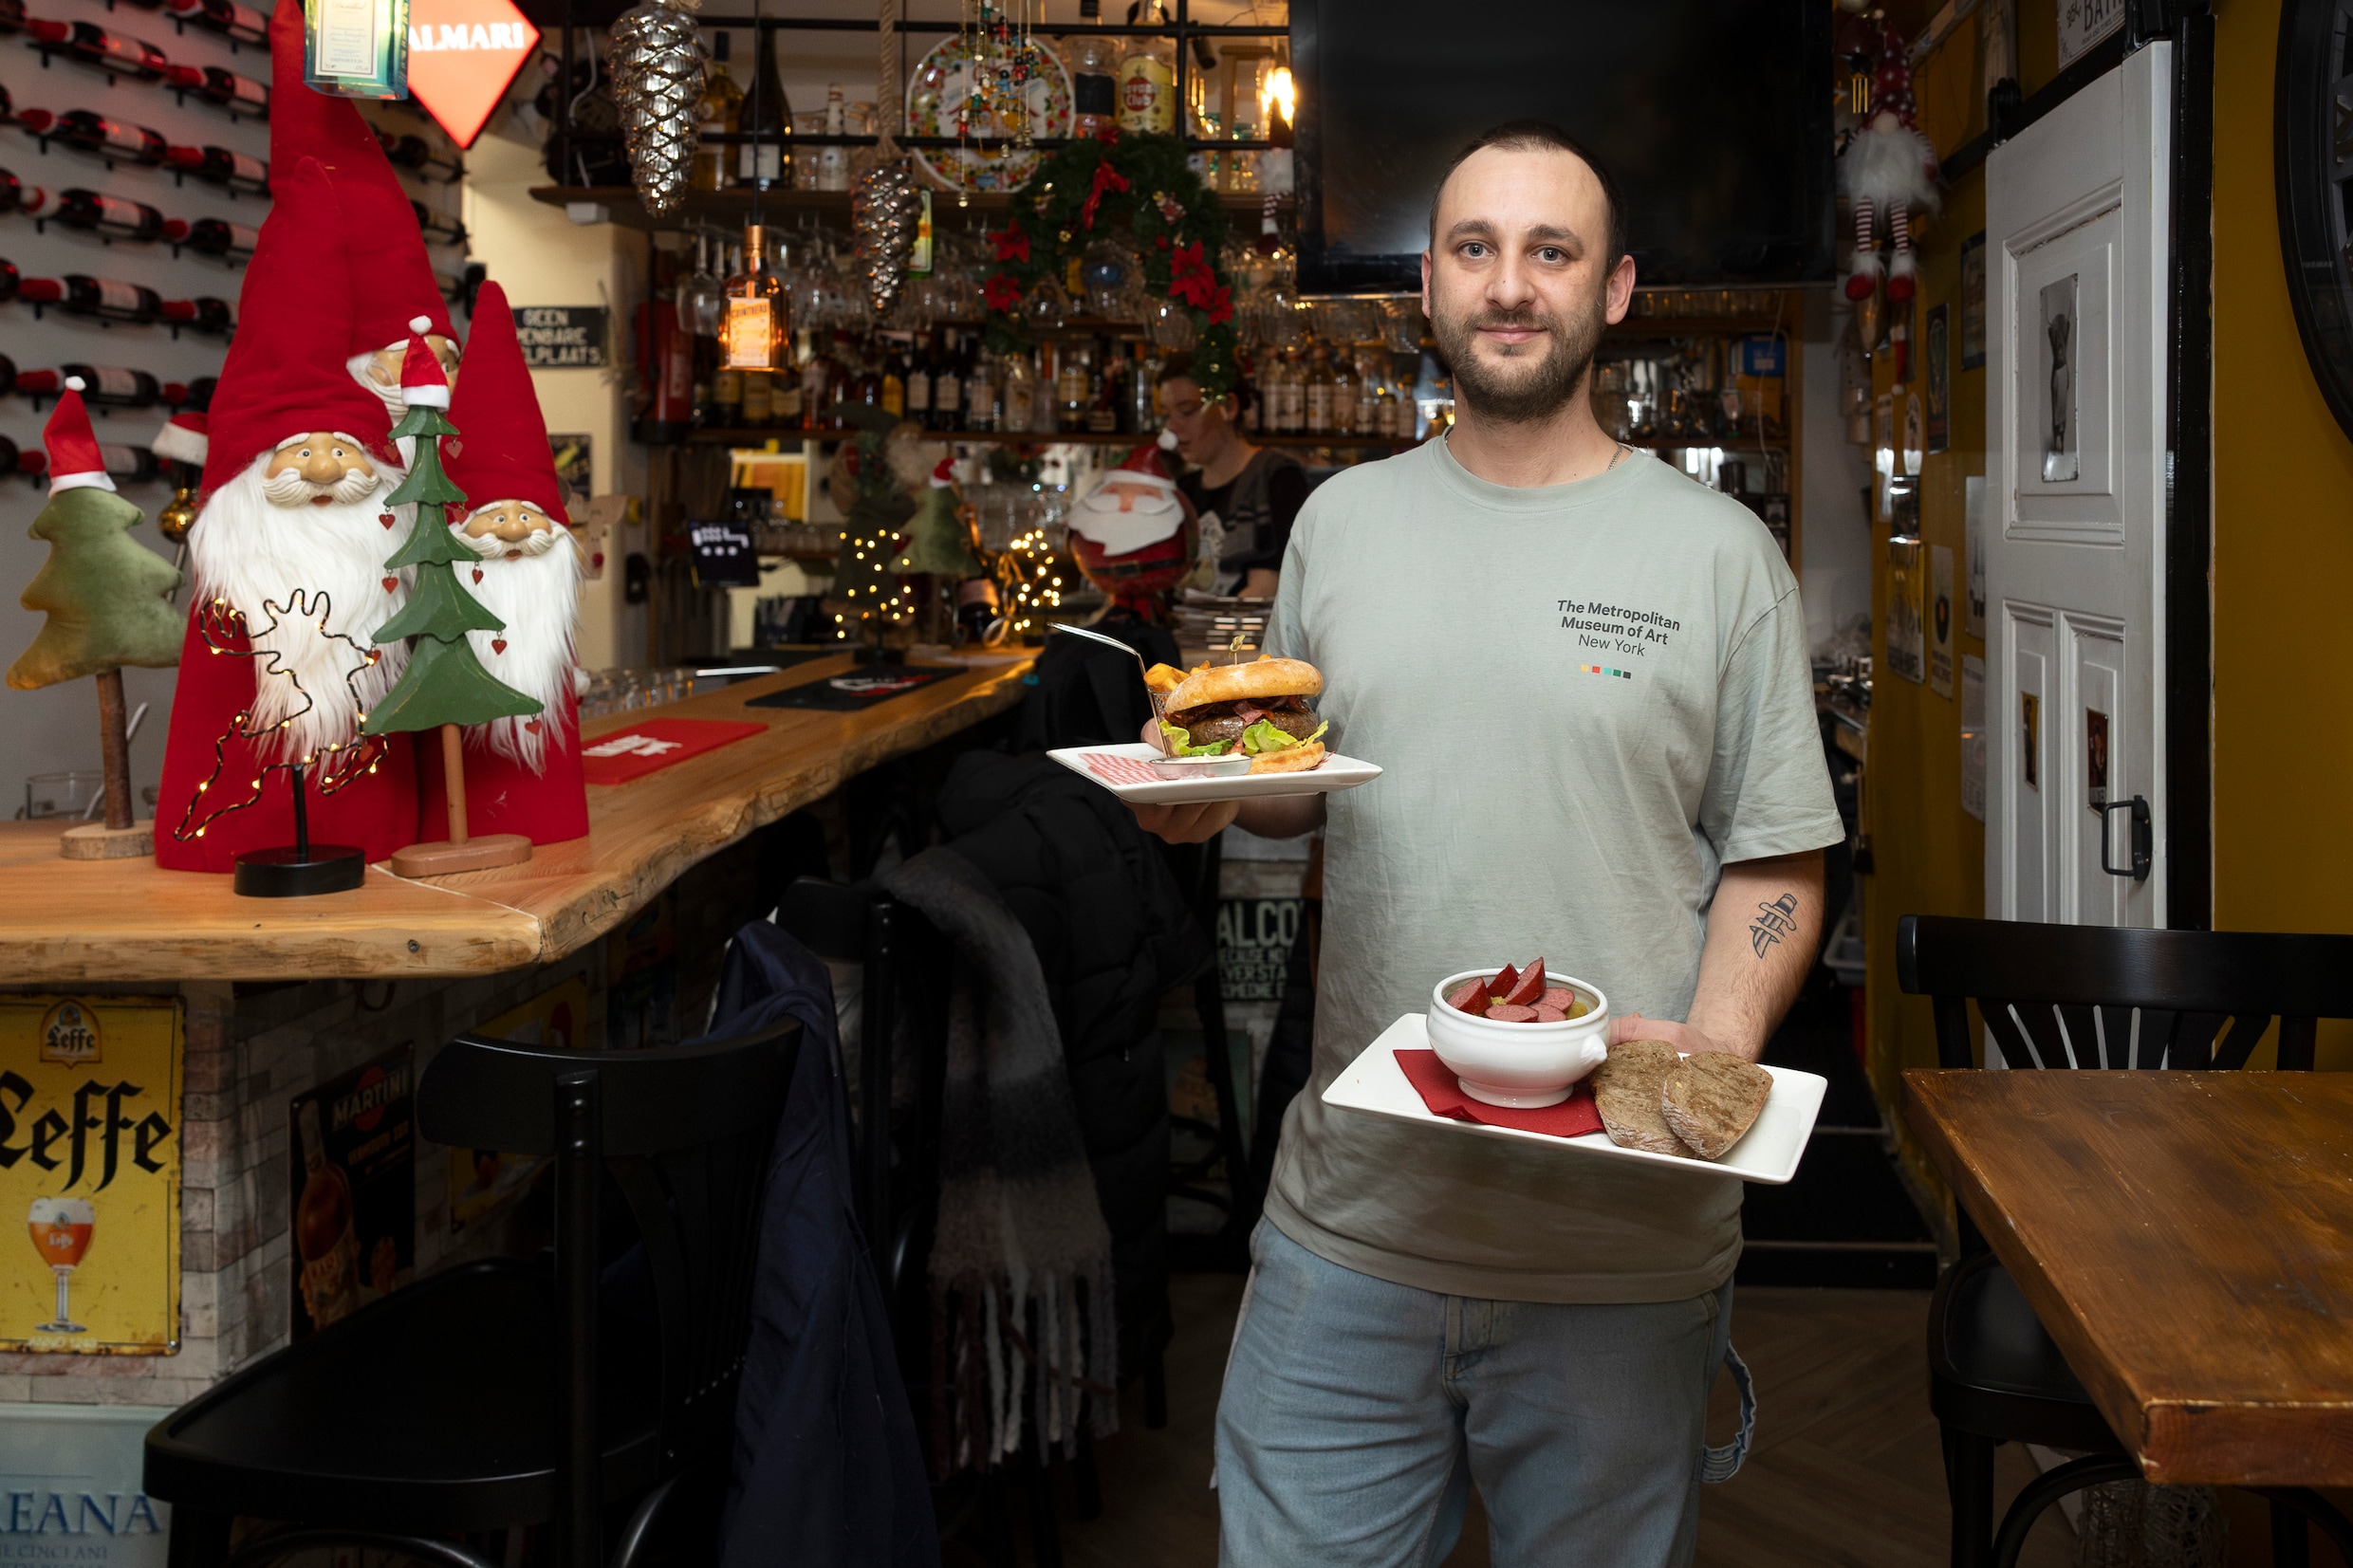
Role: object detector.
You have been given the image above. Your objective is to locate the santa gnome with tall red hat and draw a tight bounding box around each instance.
[265,0,461,417]
[418,281,590,846]
[1065,442,1199,614]
[1839,21,1940,306]
[152,157,423,872]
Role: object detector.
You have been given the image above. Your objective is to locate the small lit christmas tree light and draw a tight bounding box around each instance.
[993,524,1066,641]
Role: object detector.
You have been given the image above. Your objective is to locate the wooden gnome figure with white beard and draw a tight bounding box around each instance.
[419,282,590,847]
[1839,23,1939,379]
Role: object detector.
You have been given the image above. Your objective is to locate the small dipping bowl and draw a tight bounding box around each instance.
[1146,752,1253,781]
[1425,969,1612,1108]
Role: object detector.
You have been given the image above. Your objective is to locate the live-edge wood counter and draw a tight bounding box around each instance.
[0,651,1034,984]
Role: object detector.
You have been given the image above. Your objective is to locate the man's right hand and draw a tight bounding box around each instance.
[1130,799,1242,843]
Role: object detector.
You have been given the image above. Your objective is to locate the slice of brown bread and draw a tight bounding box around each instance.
[1590,1040,1695,1156]
[1660,1053,1772,1159]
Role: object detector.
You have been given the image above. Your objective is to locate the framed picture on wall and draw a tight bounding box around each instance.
[1959,231,1988,369]
[1925,304,1951,454]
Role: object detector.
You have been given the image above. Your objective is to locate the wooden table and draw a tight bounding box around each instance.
[0,650,1033,984]
[1903,1069,2353,1487]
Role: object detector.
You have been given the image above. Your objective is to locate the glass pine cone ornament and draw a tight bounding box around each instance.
[607,0,706,217]
[854,157,920,312]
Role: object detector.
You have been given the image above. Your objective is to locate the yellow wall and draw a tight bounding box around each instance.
[2213,0,2353,1068]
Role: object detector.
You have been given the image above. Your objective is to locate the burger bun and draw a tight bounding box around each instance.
[1165,656,1323,715]
[1249,739,1325,775]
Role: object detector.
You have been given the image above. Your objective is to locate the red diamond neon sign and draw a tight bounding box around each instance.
[404,0,539,150]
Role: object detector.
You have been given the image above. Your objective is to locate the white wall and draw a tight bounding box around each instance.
[1801,288,1874,655]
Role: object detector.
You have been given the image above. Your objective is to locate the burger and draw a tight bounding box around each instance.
[1157,656,1327,774]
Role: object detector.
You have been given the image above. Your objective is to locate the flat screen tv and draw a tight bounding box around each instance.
[1291,0,1836,296]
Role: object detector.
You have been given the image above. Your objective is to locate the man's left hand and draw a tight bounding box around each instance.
[1607,1013,1737,1057]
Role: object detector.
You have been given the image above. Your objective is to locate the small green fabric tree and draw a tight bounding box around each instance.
[9,485,183,841]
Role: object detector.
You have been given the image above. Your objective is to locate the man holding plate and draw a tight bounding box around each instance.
[1131,122,1843,1567]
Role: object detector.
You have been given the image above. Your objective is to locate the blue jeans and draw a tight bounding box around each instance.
[1215,1221,1742,1568]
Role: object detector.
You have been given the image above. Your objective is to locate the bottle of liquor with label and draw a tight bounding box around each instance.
[17,365,162,407]
[293,1098,362,1332]
[1002,349,1035,434]
[880,336,907,417]
[165,0,268,46]
[721,225,786,374]
[1116,2,1176,135]
[54,189,166,242]
[1065,3,1118,139]
[19,274,164,323]
[165,64,269,116]
[691,30,742,192]
[905,331,935,430]
[168,216,260,259]
[738,31,792,190]
[166,143,269,195]
[817,83,849,192]
[795,327,831,430]
[160,295,234,335]
[1328,350,1358,435]
[21,110,171,166]
[0,171,46,216]
[25,19,170,81]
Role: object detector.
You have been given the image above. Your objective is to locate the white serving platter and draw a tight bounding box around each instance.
[1047,743,1383,804]
[1321,1013,1827,1186]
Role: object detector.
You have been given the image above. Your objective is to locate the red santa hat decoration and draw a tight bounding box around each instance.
[198,157,394,500]
[398,317,454,408]
[440,285,568,525]
[149,409,208,470]
[43,380,114,496]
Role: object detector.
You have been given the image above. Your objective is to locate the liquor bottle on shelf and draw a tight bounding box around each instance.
[691,29,742,192]
[848,341,882,415]
[1065,10,1119,140]
[904,331,934,430]
[793,327,827,429]
[738,32,791,190]
[815,83,847,193]
[160,295,234,335]
[18,274,164,323]
[710,351,743,428]
[165,0,266,45]
[166,143,269,194]
[1305,342,1336,434]
[14,365,163,407]
[880,336,908,418]
[98,443,163,484]
[165,64,269,117]
[24,19,170,81]
[409,201,466,247]
[54,189,168,242]
[1055,341,1092,432]
[721,225,786,373]
[1116,1,1176,136]
[770,341,803,426]
[166,215,260,259]
[1328,351,1358,436]
[0,172,46,216]
[1002,349,1034,434]
[1086,348,1121,434]
[1129,343,1158,434]
[739,364,771,425]
[377,130,463,182]
[18,110,172,167]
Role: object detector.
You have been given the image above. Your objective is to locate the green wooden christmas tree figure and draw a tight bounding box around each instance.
[889,454,986,644]
[828,405,916,655]
[361,319,543,876]
[6,379,183,860]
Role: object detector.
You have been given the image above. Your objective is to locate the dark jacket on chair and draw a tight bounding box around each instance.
[712,922,938,1568]
[930,750,1211,1377]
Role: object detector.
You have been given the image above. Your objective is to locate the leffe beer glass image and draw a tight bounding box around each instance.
[27,1196,94,1335]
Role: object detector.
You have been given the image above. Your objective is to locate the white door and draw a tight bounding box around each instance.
[1985,44,2170,929]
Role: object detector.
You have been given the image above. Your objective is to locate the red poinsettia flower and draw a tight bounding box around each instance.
[982,273,1025,312]
[1205,286,1233,326]
[991,224,1030,264]
[1093,124,1121,145]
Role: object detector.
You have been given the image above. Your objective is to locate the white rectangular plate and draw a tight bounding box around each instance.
[1321,1014,1827,1185]
[1047,742,1383,804]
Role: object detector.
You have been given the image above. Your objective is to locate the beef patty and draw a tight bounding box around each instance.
[1171,695,1318,747]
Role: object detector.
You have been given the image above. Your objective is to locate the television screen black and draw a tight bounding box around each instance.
[1292,0,1835,295]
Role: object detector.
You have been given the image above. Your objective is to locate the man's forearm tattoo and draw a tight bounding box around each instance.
[1749,893,1801,959]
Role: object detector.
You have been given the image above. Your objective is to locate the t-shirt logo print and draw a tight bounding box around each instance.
[1558,596,1681,674]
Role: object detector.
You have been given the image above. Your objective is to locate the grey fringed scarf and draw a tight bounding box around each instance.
[881,848,1119,1474]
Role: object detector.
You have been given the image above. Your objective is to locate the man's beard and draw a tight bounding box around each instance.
[461,525,582,772]
[189,452,413,761]
[1432,279,1609,425]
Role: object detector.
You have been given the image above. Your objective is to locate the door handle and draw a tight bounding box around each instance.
[2099,796,2151,881]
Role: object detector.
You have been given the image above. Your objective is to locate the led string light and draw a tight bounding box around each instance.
[992,523,1064,638]
[172,590,390,842]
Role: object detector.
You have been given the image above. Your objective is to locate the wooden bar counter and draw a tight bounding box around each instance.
[0,651,1029,1417]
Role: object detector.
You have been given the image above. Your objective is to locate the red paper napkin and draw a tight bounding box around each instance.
[1395,1048,1605,1138]
[580,719,767,784]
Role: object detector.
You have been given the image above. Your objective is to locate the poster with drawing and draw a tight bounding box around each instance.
[1929,545,1955,698]
[2040,274,2081,483]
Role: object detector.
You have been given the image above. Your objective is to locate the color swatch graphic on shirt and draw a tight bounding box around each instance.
[1580,665,1636,679]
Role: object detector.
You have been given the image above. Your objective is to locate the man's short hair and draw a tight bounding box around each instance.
[1427,120,1629,271]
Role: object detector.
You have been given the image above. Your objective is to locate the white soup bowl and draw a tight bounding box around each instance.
[1425,969,1612,1109]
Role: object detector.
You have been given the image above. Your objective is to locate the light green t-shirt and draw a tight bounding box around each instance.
[1261,437,1843,1304]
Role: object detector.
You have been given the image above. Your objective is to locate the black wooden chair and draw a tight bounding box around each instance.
[1898,914,2353,1568]
[145,1022,800,1568]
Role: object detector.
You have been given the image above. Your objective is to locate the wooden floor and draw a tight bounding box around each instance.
[977,1274,2075,1568]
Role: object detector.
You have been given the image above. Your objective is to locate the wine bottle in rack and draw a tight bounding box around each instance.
[0,259,17,303]
[0,356,13,396]
[98,444,163,484]
[14,366,163,407]
[0,436,46,479]
[160,296,233,335]
[163,0,267,46]
[54,190,168,243]
[167,216,259,260]
[0,172,46,216]
[19,275,165,323]
[18,111,172,167]
[24,19,171,81]
[165,64,269,117]
[161,380,190,409]
[166,143,269,195]
[0,0,25,32]
[408,201,466,247]
[378,131,463,182]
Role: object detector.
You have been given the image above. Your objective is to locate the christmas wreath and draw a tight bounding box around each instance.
[980,131,1239,397]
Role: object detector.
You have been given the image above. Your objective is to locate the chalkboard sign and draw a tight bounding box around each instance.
[515,306,609,368]
[689,521,761,587]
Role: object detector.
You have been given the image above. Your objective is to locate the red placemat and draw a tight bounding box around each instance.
[580,718,768,784]
[1395,1049,1605,1139]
